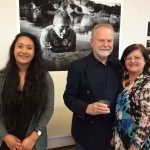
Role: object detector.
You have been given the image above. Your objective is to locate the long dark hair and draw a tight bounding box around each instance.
[0,32,47,131]
[121,44,150,79]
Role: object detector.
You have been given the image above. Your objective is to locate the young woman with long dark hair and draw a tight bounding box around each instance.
[0,32,54,150]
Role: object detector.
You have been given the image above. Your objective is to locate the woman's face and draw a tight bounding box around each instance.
[14,36,35,67]
[125,49,146,75]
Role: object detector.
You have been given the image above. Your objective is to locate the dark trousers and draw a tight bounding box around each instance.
[76,143,85,150]
[75,142,114,150]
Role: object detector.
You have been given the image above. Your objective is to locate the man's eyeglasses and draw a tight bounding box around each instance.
[125,56,144,61]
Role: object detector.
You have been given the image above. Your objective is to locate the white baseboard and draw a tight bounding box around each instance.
[47,133,75,149]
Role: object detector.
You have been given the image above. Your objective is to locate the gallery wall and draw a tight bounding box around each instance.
[0,0,150,107]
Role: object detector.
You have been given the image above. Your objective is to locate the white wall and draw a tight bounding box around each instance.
[0,0,19,68]
[119,0,150,58]
[0,0,150,107]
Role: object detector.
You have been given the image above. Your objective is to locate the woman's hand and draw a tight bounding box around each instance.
[20,131,39,150]
[3,134,21,150]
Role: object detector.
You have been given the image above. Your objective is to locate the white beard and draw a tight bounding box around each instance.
[96,49,112,58]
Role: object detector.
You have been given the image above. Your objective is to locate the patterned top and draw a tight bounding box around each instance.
[115,74,150,150]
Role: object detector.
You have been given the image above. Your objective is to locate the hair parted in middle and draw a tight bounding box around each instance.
[0,32,48,132]
[121,44,150,79]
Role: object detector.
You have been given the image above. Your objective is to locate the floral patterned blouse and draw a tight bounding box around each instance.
[115,74,150,150]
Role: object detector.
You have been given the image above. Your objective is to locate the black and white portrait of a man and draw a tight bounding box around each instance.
[19,0,122,71]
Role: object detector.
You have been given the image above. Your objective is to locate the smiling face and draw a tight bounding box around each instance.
[125,49,146,75]
[14,36,35,67]
[90,27,114,59]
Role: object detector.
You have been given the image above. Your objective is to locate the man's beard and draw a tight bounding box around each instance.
[96,48,112,58]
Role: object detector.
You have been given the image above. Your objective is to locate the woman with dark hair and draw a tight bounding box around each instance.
[114,44,150,150]
[0,32,54,150]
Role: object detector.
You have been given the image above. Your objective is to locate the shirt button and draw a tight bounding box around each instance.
[86,90,90,94]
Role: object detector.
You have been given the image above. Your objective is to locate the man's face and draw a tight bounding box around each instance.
[90,27,114,59]
[54,21,70,39]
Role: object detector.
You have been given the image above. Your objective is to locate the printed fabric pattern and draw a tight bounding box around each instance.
[115,74,150,150]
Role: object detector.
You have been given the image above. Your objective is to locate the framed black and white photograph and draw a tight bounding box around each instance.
[147,21,150,36]
[19,0,122,71]
[146,40,150,50]
[146,40,150,68]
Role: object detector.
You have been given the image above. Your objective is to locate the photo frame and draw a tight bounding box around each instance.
[146,40,150,50]
[147,21,150,36]
[19,0,122,71]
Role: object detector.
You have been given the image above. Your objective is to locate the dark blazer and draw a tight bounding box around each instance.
[63,52,122,150]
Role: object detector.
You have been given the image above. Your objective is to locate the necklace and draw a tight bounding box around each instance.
[125,81,130,87]
[124,79,135,87]
[124,80,134,91]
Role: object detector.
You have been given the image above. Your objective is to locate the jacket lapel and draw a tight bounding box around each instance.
[85,54,102,100]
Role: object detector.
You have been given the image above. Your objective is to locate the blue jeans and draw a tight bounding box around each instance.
[75,143,85,150]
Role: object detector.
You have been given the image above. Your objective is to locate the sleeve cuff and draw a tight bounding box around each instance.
[0,124,8,138]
